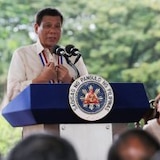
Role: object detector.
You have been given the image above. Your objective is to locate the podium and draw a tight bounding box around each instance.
[2,83,150,160]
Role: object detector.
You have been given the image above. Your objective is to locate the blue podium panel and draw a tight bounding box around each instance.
[107,83,149,123]
[2,83,150,127]
[2,86,37,126]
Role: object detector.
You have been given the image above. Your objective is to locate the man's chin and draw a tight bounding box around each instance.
[47,43,58,48]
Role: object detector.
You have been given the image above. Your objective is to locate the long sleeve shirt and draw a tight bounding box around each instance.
[7,39,88,101]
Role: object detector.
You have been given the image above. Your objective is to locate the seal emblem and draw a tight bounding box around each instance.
[69,74,114,121]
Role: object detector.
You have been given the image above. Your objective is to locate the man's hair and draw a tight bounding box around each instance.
[7,133,78,160]
[108,129,160,160]
[35,8,63,25]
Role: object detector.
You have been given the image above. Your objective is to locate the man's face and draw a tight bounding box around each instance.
[34,15,62,49]
[118,137,152,160]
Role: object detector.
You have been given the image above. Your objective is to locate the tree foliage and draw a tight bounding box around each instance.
[1,0,160,100]
[0,115,21,155]
[1,0,160,156]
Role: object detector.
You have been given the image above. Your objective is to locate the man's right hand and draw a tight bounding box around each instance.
[32,62,57,83]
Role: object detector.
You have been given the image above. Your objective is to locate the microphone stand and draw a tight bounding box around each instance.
[64,56,80,79]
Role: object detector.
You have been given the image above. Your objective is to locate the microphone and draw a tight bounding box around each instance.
[52,45,65,56]
[52,44,80,78]
[65,44,74,57]
[65,44,82,64]
[52,45,70,64]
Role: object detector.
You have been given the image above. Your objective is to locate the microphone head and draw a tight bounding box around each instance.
[65,44,75,53]
[57,48,65,56]
[65,44,80,56]
[52,45,65,56]
[65,44,76,57]
[72,48,79,56]
[52,45,60,55]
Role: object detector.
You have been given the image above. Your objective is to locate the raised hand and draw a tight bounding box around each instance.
[33,62,57,83]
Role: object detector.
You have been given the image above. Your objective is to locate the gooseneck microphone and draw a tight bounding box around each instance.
[52,45,70,64]
[65,44,82,64]
[52,45,80,78]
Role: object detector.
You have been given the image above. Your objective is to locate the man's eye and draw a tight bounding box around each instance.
[55,24,61,28]
[43,24,52,28]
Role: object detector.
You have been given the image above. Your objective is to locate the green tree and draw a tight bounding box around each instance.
[1,0,160,156]
[0,115,21,155]
[1,0,160,101]
[61,0,160,99]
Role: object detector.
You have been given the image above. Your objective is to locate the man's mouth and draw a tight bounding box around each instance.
[48,37,57,41]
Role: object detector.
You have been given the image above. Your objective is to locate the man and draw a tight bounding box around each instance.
[7,7,88,138]
[7,7,88,100]
[6,133,79,160]
[107,129,160,160]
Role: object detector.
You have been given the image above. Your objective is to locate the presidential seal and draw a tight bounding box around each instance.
[69,74,114,121]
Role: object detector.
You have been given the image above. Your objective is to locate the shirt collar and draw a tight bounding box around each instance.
[36,38,53,55]
[36,38,44,55]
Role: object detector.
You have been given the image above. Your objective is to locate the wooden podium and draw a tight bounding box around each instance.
[2,83,150,160]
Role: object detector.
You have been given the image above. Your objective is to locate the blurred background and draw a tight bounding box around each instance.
[0,0,160,156]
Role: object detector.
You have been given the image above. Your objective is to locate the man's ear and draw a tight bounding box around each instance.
[34,23,39,34]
